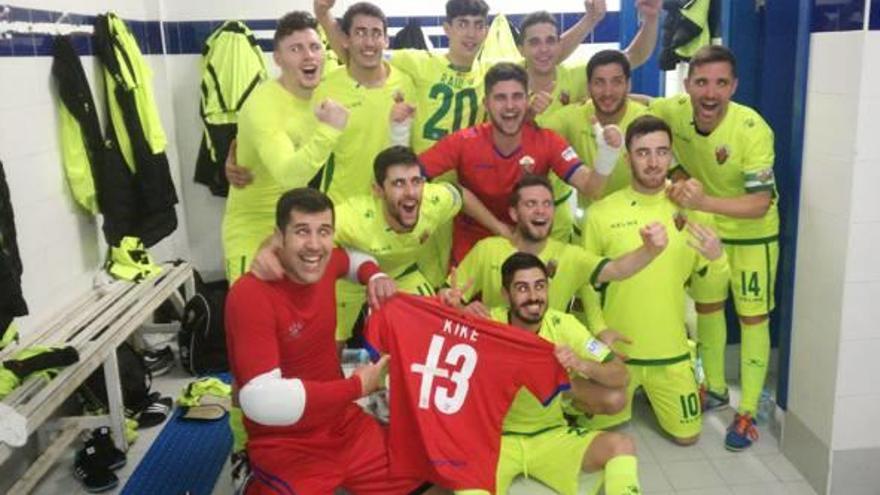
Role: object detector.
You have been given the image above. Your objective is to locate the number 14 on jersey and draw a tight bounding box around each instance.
[411,335,478,415]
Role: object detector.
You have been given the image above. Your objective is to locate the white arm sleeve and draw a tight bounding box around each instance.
[238,369,307,426]
[344,248,380,283]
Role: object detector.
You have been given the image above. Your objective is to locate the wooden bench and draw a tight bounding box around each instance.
[0,261,194,494]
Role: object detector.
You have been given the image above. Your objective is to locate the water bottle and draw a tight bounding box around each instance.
[756,388,773,425]
[341,348,369,366]
[694,356,706,386]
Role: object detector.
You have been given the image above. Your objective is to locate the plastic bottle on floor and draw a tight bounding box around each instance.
[757,388,774,425]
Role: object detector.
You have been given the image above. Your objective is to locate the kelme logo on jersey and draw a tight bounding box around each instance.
[286,321,304,340]
[519,155,536,173]
[715,145,730,165]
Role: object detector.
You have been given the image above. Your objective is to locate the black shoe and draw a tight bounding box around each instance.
[136,394,173,428]
[74,445,119,493]
[87,427,126,471]
[143,345,175,376]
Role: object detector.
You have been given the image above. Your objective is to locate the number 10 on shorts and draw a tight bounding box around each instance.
[411,335,478,415]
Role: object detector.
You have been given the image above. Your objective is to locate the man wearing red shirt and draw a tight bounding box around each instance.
[418,62,623,263]
[225,187,425,494]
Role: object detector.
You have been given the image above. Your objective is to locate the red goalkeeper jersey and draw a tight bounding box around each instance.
[364,294,570,492]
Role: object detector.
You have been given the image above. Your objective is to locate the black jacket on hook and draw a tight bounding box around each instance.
[94,13,178,247]
[52,35,138,246]
[0,160,28,333]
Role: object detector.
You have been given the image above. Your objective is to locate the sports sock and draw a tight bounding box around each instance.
[697,309,728,394]
[604,454,640,495]
[3,346,80,380]
[739,319,770,414]
[229,406,248,452]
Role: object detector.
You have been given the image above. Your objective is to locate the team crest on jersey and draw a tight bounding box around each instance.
[519,155,536,173]
[674,211,687,231]
[419,230,431,244]
[559,90,571,106]
[715,145,730,165]
[546,259,558,278]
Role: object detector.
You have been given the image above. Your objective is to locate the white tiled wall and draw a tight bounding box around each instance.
[0,1,190,335]
[788,25,880,491]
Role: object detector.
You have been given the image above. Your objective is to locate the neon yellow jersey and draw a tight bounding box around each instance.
[335,182,462,293]
[312,64,416,205]
[387,49,485,153]
[528,61,590,240]
[491,307,612,434]
[581,187,727,362]
[223,79,341,261]
[531,62,589,123]
[453,237,607,311]
[649,96,779,240]
[542,99,649,204]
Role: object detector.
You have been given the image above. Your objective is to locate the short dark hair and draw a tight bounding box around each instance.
[341,2,387,36]
[274,11,318,48]
[625,115,673,151]
[276,188,335,230]
[518,11,557,44]
[510,174,553,206]
[501,252,548,290]
[586,49,631,81]
[446,0,489,22]
[688,45,737,78]
[374,146,421,184]
[485,62,528,97]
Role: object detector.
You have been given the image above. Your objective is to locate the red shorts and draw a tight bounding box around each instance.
[245,408,424,494]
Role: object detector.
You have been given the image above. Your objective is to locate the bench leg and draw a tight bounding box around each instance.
[102,352,128,452]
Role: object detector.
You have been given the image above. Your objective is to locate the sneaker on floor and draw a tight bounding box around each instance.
[700,385,730,412]
[143,346,175,376]
[86,427,126,471]
[74,445,119,493]
[725,412,759,451]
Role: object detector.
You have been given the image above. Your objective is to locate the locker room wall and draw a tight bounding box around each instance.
[783,1,880,493]
[0,0,190,336]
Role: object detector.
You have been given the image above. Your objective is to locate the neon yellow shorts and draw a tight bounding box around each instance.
[689,239,778,317]
[496,425,600,495]
[585,359,702,440]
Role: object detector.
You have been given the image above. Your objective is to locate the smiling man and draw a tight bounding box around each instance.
[225,188,431,494]
[311,2,416,205]
[222,11,348,284]
[419,62,624,264]
[650,45,779,451]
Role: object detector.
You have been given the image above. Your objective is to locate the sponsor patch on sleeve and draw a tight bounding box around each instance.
[585,339,610,360]
[562,146,578,162]
[744,167,776,192]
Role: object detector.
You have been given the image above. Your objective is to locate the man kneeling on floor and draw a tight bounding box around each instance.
[225,187,431,494]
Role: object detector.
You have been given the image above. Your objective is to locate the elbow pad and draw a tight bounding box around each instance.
[239,369,306,426]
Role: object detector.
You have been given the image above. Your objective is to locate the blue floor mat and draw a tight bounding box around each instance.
[122,379,232,495]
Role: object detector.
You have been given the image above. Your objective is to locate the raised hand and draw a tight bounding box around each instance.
[367,274,397,309]
[592,116,623,176]
[314,98,349,130]
[668,177,706,210]
[639,221,668,257]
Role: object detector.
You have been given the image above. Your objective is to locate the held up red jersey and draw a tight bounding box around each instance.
[364,294,571,492]
[419,122,582,262]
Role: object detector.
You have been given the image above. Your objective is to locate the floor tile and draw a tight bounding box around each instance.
[638,462,673,493]
[729,481,789,495]
[659,459,725,491]
[760,453,805,482]
[711,456,778,485]
[677,486,734,495]
[783,480,820,495]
